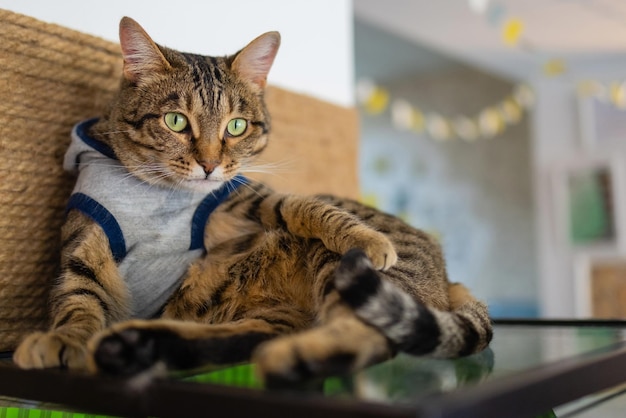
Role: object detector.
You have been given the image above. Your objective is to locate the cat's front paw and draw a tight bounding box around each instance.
[88,321,160,376]
[13,331,88,370]
[355,231,397,271]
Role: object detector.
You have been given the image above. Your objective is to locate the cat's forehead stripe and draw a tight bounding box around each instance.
[180,53,227,111]
[208,56,222,83]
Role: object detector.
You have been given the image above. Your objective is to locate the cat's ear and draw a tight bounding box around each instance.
[231,32,280,90]
[119,17,172,83]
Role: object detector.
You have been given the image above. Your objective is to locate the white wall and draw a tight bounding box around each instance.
[1,0,354,107]
[531,66,626,318]
[358,72,536,317]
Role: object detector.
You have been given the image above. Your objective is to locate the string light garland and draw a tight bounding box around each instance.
[470,0,626,111]
[355,0,538,142]
[577,79,626,108]
[356,79,534,142]
[357,1,626,141]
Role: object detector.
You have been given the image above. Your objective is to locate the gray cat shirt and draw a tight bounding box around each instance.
[63,118,247,318]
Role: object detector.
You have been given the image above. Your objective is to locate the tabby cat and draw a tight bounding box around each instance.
[13,17,492,382]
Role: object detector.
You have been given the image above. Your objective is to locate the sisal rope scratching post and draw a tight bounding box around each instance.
[0,10,358,352]
[0,9,122,351]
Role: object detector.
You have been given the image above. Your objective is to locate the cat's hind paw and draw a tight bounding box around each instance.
[334,248,413,329]
[13,331,88,370]
[333,248,381,296]
[253,333,356,386]
[253,314,391,386]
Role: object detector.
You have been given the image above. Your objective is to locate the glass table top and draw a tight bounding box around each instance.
[189,322,626,403]
[323,323,625,403]
[1,321,626,417]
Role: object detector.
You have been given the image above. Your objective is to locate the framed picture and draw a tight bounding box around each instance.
[574,255,626,318]
[579,96,626,149]
[552,156,626,254]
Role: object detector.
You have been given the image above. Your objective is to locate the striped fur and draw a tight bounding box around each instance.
[13,17,492,382]
[334,249,492,358]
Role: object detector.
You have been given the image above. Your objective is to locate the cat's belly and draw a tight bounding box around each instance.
[120,248,205,318]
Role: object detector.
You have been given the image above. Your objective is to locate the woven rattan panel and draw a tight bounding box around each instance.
[0,9,358,351]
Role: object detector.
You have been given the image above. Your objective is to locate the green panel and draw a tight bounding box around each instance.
[0,408,115,418]
[185,363,261,389]
[569,168,613,245]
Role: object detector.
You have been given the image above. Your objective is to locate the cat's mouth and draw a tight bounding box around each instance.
[179,177,228,193]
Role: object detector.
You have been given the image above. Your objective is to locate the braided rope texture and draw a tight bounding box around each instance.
[0,9,121,351]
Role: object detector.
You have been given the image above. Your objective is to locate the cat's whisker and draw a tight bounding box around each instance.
[238,158,296,185]
[229,175,265,198]
[239,170,288,185]
[239,168,288,181]
[114,165,181,195]
[224,178,242,196]
[243,157,296,173]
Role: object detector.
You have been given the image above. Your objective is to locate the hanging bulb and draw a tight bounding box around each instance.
[512,84,535,108]
[426,113,452,141]
[502,17,524,47]
[391,99,415,130]
[542,59,567,77]
[411,107,426,133]
[453,116,480,142]
[609,82,626,108]
[499,98,522,124]
[478,107,504,138]
[366,87,389,114]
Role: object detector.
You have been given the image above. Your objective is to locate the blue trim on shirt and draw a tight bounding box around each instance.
[190,175,250,251]
[75,118,118,161]
[66,193,127,262]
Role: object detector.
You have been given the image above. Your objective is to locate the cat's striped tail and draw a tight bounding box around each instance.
[334,249,493,358]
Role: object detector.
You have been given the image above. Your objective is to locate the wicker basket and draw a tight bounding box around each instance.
[0,9,358,352]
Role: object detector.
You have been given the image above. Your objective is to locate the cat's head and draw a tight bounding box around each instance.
[97,17,280,193]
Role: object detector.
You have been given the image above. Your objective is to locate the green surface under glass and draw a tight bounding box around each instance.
[1,324,625,417]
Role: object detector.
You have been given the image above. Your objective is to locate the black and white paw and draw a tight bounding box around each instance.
[90,327,160,377]
[334,249,417,345]
[333,248,382,306]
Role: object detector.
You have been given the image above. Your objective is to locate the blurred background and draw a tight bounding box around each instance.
[354,0,626,320]
[5,0,626,319]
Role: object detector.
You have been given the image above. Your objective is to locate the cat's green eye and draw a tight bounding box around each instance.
[226,118,247,137]
[164,112,188,132]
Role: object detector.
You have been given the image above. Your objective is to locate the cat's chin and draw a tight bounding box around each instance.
[177,178,228,194]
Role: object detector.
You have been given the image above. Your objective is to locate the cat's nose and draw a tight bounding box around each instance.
[198,160,219,177]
